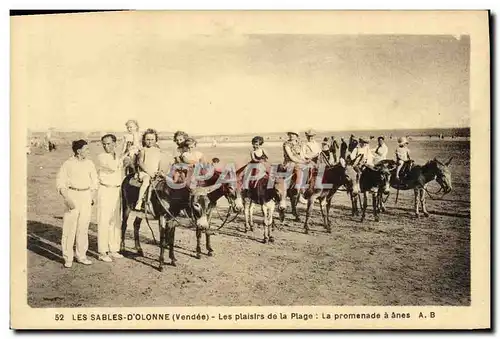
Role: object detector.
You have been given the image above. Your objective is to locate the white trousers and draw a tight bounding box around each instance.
[97,185,122,254]
[61,190,92,263]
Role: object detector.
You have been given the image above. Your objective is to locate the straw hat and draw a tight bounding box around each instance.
[305,129,316,137]
[286,131,299,137]
[359,136,370,144]
[397,136,409,146]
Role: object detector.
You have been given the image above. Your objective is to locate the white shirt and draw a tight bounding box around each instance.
[303,140,321,160]
[141,147,162,175]
[372,143,388,164]
[96,152,124,187]
[56,156,98,191]
[351,145,374,166]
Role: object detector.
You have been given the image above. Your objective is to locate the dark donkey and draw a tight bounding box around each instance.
[237,165,288,243]
[120,170,217,271]
[204,167,244,225]
[377,157,453,218]
[350,163,393,222]
[302,158,360,234]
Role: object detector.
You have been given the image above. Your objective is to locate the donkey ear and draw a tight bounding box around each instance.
[445,157,453,166]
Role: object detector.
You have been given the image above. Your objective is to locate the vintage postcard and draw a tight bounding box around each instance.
[11,10,490,330]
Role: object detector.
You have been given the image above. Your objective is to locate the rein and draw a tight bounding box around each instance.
[424,185,448,200]
[215,205,241,230]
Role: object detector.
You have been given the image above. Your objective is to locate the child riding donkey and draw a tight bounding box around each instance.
[135,128,163,212]
[395,136,413,185]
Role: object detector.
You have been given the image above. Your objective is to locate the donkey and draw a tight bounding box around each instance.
[204,167,244,225]
[377,157,453,218]
[351,163,393,222]
[302,158,361,234]
[120,170,216,271]
[238,165,288,244]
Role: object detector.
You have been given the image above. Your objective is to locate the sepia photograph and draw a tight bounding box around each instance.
[10,10,490,330]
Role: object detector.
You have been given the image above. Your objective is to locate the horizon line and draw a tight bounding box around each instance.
[28,125,471,136]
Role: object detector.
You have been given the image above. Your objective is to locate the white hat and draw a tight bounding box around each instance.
[397,136,409,145]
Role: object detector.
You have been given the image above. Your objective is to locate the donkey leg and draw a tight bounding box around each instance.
[261,203,269,243]
[243,197,250,233]
[292,192,301,222]
[414,189,420,218]
[195,227,202,259]
[133,217,144,256]
[373,193,380,222]
[326,194,334,231]
[319,198,326,229]
[361,192,368,222]
[303,195,317,234]
[350,192,359,217]
[267,201,275,243]
[206,230,214,256]
[120,205,130,253]
[420,189,429,217]
[168,222,177,266]
[249,201,255,231]
[380,194,386,213]
[158,216,166,271]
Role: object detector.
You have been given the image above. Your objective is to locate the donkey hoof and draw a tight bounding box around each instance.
[137,249,144,257]
[424,212,430,217]
[196,253,201,260]
[263,238,268,244]
[375,216,380,222]
[207,251,214,257]
[171,260,177,267]
[415,213,420,219]
[269,237,275,243]
[158,265,164,272]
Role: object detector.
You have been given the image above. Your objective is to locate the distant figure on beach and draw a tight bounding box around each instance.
[330,136,339,163]
[340,137,348,160]
[212,138,217,148]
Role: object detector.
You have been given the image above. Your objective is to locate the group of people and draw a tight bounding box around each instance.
[55,119,204,268]
[55,120,412,269]
[250,129,411,180]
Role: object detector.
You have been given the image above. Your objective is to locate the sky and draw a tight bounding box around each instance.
[14,15,470,135]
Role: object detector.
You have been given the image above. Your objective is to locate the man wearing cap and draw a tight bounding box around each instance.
[283,131,306,167]
[56,139,98,268]
[302,129,321,164]
[395,136,411,180]
[350,137,374,169]
[372,136,389,164]
[96,134,126,263]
